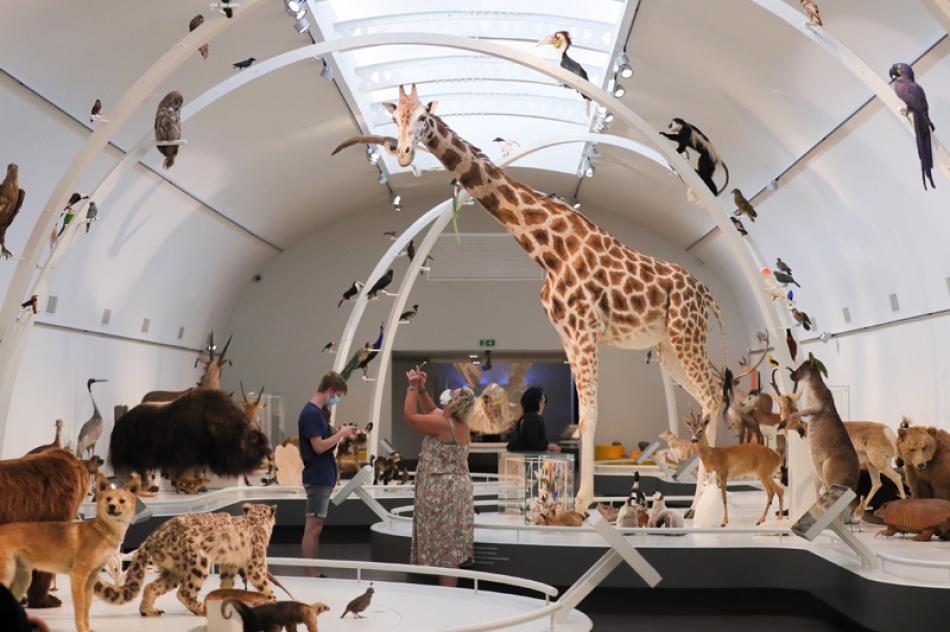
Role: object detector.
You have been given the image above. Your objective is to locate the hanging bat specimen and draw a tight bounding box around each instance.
[0,163,25,259]
[189,14,209,60]
[660,118,730,195]
[154,91,183,170]
[890,62,936,190]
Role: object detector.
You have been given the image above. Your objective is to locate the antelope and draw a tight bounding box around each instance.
[718,334,772,445]
[141,332,233,403]
[684,409,784,527]
[240,383,275,486]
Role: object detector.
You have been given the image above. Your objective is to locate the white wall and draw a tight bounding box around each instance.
[0,67,275,457]
[224,190,753,456]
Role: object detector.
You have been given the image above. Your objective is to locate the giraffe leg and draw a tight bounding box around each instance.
[563,338,598,515]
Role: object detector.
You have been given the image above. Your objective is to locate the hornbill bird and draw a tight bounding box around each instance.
[537,31,592,113]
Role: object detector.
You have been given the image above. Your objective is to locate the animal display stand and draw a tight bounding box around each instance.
[499,452,575,522]
[791,485,877,570]
[635,440,662,465]
[671,455,699,482]
[332,465,390,524]
[553,517,662,623]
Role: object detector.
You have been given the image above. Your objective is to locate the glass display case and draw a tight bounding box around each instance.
[498,452,575,523]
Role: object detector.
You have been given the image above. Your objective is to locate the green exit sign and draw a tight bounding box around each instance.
[479,339,496,347]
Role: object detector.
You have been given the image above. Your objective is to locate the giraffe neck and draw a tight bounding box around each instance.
[420,114,585,265]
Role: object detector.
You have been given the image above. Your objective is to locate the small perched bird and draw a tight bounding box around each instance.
[420,254,434,275]
[775,257,793,276]
[85,201,98,233]
[406,239,415,262]
[768,288,792,306]
[492,137,519,158]
[730,217,748,237]
[0,163,26,259]
[90,99,102,122]
[20,295,38,314]
[66,192,88,210]
[890,62,936,190]
[786,289,794,302]
[233,57,257,70]
[772,270,800,288]
[399,304,419,324]
[341,585,374,619]
[801,0,823,26]
[645,350,652,365]
[767,355,780,368]
[367,268,395,300]
[537,31,592,113]
[792,308,813,331]
[220,0,234,18]
[731,189,757,222]
[154,91,184,170]
[189,14,209,60]
[321,341,336,353]
[786,328,798,361]
[383,230,398,240]
[337,281,364,308]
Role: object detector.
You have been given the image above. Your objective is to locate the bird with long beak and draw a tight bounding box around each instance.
[889,62,936,190]
[537,31,592,114]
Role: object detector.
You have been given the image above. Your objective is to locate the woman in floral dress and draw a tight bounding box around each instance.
[403,367,475,587]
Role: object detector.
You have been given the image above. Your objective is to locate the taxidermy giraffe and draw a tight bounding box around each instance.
[334,85,732,511]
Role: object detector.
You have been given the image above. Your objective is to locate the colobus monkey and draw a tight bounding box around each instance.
[660,118,730,196]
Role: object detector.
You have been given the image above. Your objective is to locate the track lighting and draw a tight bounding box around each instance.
[284,0,306,19]
[819,331,832,343]
[572,201,582,210]
[319,57,334,81]
[583,159,594,178]
[617,50,633,78]
[367,145,380,165]
[612,78,626,98]
[392,194,402,212]
[294,16,310,33]
[603,111,615,123]
[766,179,779,192]
[378,170,388,185]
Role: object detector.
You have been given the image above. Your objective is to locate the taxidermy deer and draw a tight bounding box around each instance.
[685,409,784,527]
[141,332,233,403]
[720,336,772,444]
[239,383,276,487]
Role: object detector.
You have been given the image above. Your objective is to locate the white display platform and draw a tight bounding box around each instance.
[79,479,500,517]
[30,573,591,632]
[374,491,950,590]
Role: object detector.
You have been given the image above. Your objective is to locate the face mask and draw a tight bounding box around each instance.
[326,395,341,407]
[439,389,453,407]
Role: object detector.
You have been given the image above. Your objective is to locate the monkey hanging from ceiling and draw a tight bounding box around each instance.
[660,118,730,196]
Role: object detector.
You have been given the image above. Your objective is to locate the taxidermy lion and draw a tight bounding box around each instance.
[0,447,89,608]
[897,418,950,501]
[0,474,140,632]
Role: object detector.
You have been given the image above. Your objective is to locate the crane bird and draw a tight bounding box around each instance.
[537,31,592,114]
[75,378,108,459]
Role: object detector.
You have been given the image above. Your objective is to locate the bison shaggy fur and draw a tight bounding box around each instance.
[108,388,270,479]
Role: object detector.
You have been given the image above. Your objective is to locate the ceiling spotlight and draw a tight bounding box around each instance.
[603,111,615,123]
[285,0,306,19]
[294,16,310,33]
[588,144,599,158]
[766,179,779,192]
[617,50,633,78]
[819,331,832,343]
[378,170,388,185]
[367,145,380,165]
[468,354,479,359]
[613,80,626,98]
[319,57,334,81]
[584,159,595,178]
[572,201,582,210]
[392,194,401,207]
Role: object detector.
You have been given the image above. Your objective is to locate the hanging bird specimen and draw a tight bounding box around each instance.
[730,217,748,237]
[786,328,798,361]
[341,325,384,381]
[791,308,812,331]
[90,99,104,123]
[337,281,364,308]
[775,257,793,276]
[0,163,25,259]
[890,62,936,190]
[20,295,38,314]
[399,304,419,324]
[154,91,184,170]
[405,239,415,262]
[85,201,98,233]
[321,341,336,353]
[763,267,801,288]
[492,137,520,158]
[366,268,395,299]
[383,231,398,240]
[420,254,434,274]
[801,0,823,27]
[537,31,592,114]
[189,14,209,60]
[233,57,257,70]
[731,189,757,222]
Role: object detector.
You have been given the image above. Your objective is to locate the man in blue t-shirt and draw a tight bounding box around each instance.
[299,371,354,575]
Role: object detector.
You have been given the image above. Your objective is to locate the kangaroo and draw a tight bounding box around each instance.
[784,355,859,505]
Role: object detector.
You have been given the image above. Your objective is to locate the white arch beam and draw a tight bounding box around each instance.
[0,1,268,452]
[749,0,950,185]
[362,134,674,458]
[0,35,794,507]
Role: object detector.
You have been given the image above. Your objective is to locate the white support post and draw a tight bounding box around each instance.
[660,371,679,435]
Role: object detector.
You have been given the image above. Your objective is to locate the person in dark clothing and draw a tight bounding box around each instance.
[507,387,561,453]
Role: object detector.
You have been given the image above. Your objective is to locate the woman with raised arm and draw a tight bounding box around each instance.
[404,366,475,587]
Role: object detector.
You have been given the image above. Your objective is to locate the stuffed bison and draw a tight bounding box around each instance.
[109,388,270,479]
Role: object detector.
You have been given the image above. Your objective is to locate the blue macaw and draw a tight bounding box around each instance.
[890,62,936,190]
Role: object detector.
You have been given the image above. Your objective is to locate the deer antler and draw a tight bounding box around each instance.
[240,381,249,401]
[218,334,233,365]
[256,385,265,405]
[770,368,783,397]
[732,331,770,384]
[331,135,398,156]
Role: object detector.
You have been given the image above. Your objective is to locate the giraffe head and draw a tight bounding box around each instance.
[381,84,438,167]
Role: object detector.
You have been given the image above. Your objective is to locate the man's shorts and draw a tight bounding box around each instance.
[305,484,333,519]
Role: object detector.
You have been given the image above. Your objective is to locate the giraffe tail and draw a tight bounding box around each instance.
[700,284,732,411]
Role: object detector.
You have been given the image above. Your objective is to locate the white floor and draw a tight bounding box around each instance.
[30,574,591,632]
[375,490,950,590]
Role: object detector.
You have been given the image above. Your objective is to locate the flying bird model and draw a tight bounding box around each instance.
[20,295,38,314]
[85,201,98,232]
[890,62,936,190]
[383,231,398,240]
[321,341,336,353]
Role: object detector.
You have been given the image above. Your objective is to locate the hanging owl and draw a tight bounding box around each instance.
[154,91,183,170]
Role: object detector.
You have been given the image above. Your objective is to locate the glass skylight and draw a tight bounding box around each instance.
[308,0,629,177]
